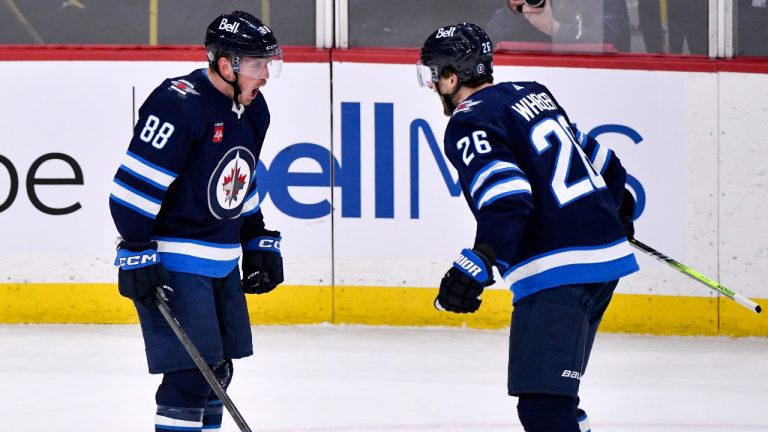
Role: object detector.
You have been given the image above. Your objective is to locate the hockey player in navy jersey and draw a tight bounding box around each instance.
[109,11,284,431]
[418,23,638,431]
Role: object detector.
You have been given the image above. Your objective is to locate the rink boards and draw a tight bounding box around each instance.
[0,48,766,335]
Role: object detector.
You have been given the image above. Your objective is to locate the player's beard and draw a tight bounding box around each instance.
[439,92,455,117]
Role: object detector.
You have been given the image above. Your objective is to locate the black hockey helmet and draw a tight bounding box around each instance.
[417,23,493,88]
[205,11,282,75]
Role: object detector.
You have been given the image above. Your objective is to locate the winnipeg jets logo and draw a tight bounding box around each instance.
[453,99,482,115]
[221,152,248,207]
[208,147,256,219]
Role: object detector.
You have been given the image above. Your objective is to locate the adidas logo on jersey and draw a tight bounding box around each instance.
[218,18,240,33]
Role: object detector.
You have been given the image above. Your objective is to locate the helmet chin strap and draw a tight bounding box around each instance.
[213,58,245,118]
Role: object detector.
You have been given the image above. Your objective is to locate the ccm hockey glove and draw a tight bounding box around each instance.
[436,245,496,313]
[241,231,284,294]
[115,240,170,307]
[618,188,636,239]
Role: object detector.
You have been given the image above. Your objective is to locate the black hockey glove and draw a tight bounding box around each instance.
[435,245,496,313]
[241,231,284,294]
[618,188,636,239]
[114,240,170,307]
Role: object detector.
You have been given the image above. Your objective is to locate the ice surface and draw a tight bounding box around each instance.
[1,324,766,431]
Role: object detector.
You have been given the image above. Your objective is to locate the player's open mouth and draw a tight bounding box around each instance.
[250,88,259,99]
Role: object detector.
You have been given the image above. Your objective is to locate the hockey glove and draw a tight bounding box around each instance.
[618,188,636,239]
[241,231,284,294]
[115,240,170,307]
[436,245,496,313]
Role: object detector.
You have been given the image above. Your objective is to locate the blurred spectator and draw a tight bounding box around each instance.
[486,1,551,44]
[667,0,707,55]
[487,0,630,52]
[637,0,664,53]
[736,0,768,56]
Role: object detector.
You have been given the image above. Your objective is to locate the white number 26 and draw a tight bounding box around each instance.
[457,130,491,165]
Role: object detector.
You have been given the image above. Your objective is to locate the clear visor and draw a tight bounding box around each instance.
[235,52,283,79]
[416,62,437,89]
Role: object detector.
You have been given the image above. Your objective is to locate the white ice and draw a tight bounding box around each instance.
[1,324,767,431]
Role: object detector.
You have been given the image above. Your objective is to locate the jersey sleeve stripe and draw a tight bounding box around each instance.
[119,164,170,192]
[590,143,611,174]
[241,188,261,216]
[109,194,157,220]
[110,180,162,217]
[123,151,177,188]
[476,177,532,209]
[577,130,588,148]
[470,161,523,196]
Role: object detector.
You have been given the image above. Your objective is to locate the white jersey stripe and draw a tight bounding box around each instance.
[123,152,176,188]
[155,239,241,261]
[476,178,532,209]
[591,144,610,174]
[241,189,261,215]
[155,414,202,429]
[470,161,522,196]
[111,182,161,216]
[503,241,634,286]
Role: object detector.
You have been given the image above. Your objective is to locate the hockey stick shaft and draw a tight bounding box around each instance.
[630,238,761,314]
[155,287,253,432]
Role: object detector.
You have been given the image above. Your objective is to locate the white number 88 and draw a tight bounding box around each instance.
[139,115,175,149]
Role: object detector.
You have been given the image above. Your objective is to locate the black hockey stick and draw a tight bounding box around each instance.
[155,287,253,432]
[629,238,762,314]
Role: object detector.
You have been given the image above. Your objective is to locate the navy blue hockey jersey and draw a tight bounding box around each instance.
[110,69,273,278]
[443,81,638,301]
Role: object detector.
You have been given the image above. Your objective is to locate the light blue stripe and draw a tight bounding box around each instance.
[504,238,629,275]
[120,164,169,191]
[160,253,239,278]
[127,150,178,178]
[480,189,531,208]
[469,161,522,196]
[600,151,611,175]
[510,255,639,302]
[109,194,157,220]
[475,176,531,209]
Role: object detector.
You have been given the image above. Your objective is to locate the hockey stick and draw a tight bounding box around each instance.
[629,238,762,314]
[154,287,253,432]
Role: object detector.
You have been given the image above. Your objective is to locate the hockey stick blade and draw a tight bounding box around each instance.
[155,287,253,432]
[630,238,761,314]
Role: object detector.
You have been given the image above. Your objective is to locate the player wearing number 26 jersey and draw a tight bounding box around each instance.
[444,80,639,301]
[418,22,639,432]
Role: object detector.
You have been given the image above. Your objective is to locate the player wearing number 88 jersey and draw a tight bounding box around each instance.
[419,22,638,432]
[109,10,286,431]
